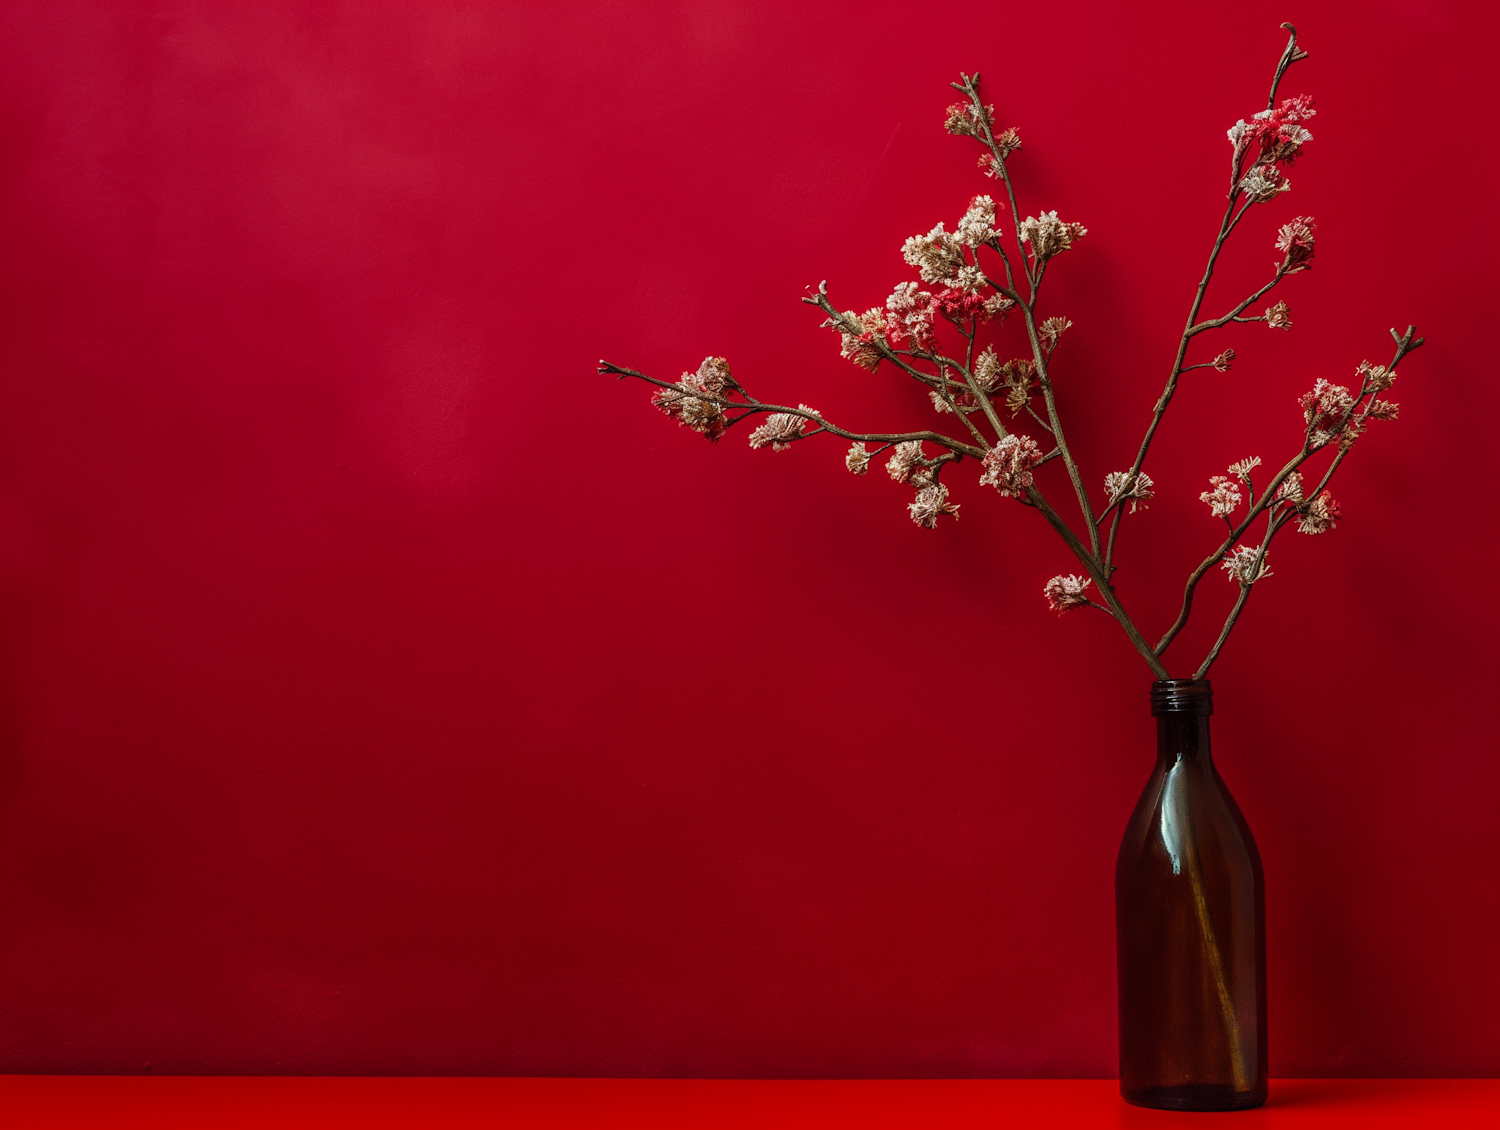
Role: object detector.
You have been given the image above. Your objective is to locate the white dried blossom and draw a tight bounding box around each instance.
[1275,471,1305,505]
[837,307,886,372]
[974,346,1002,391]
[1227,119,1254,153]
[1275,215,1316,273]
[886,281,936,347]
[902,223,966,285]
[1200,475,1242,519]
[1300,379,1356,448]
[1104,470,1154,513]
[748,404,819,452]
[1039,316,1073,350]
[944,101,993,137]
[651,355,734,441]
[1018,211,1087,262]
[1356,360,1396,392]
[694,356,732,395]
[1296,490,1341,535]
[1265,300,1292,330]
[1221,544,1272,585]
[1211,349,1236,372]
[1226,456,1262,484]
[886,440,927,484]
[1043,574,1092,614]
[672,395,723,438]
[1238,164,1289,202]
[1000,359,1037,405]
[887,281,922,314]
[839,336,881,372]
[979,434,1043,497]
[908,482,959,528]
[956,194,1000,247]
[1336,417,1367,452]
[845,443,871,476]
[983,293,1016,320]
[993,127,1021,156]
[929,389,979,415]
[948,264,988,293]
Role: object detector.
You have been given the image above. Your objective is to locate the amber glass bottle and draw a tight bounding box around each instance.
[1115,679,1267,1111]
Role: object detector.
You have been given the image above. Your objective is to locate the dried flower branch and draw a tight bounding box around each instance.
[600,24,1422,682]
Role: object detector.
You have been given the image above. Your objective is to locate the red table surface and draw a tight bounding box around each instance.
[0,1077,1495,1128]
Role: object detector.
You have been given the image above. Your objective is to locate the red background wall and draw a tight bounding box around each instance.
[1,0,1495,1077]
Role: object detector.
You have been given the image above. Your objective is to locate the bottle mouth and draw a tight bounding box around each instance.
[1150,679,1213,716]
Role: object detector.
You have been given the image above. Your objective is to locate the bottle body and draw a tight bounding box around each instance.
[1116,680,1267,1111]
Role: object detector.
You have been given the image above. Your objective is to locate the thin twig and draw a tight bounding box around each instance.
[1105,25,1309,577]
[598,362,985,457]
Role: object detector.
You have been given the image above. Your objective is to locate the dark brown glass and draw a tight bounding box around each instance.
[1115,680,1267,1111]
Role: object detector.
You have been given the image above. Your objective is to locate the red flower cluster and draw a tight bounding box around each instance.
[932,288,989,322]
[1252,94,1316,164]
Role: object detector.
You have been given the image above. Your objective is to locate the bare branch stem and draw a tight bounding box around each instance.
[598,362,985,457]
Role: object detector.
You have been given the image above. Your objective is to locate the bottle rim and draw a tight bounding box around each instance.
[1150,678,1213,716]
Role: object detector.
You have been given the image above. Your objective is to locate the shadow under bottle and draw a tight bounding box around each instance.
[1116,679,1267,1111]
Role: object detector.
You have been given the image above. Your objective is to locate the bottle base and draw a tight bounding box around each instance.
[1121,1082,1267,1112]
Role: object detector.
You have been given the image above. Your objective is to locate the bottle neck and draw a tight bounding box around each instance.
[1156,713,1213,764]
[1150,679,1214,765]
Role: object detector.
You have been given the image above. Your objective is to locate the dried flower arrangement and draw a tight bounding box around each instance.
[600,25,1421,682]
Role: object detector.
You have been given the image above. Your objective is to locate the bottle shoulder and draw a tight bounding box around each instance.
[1117,756,1263,882]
